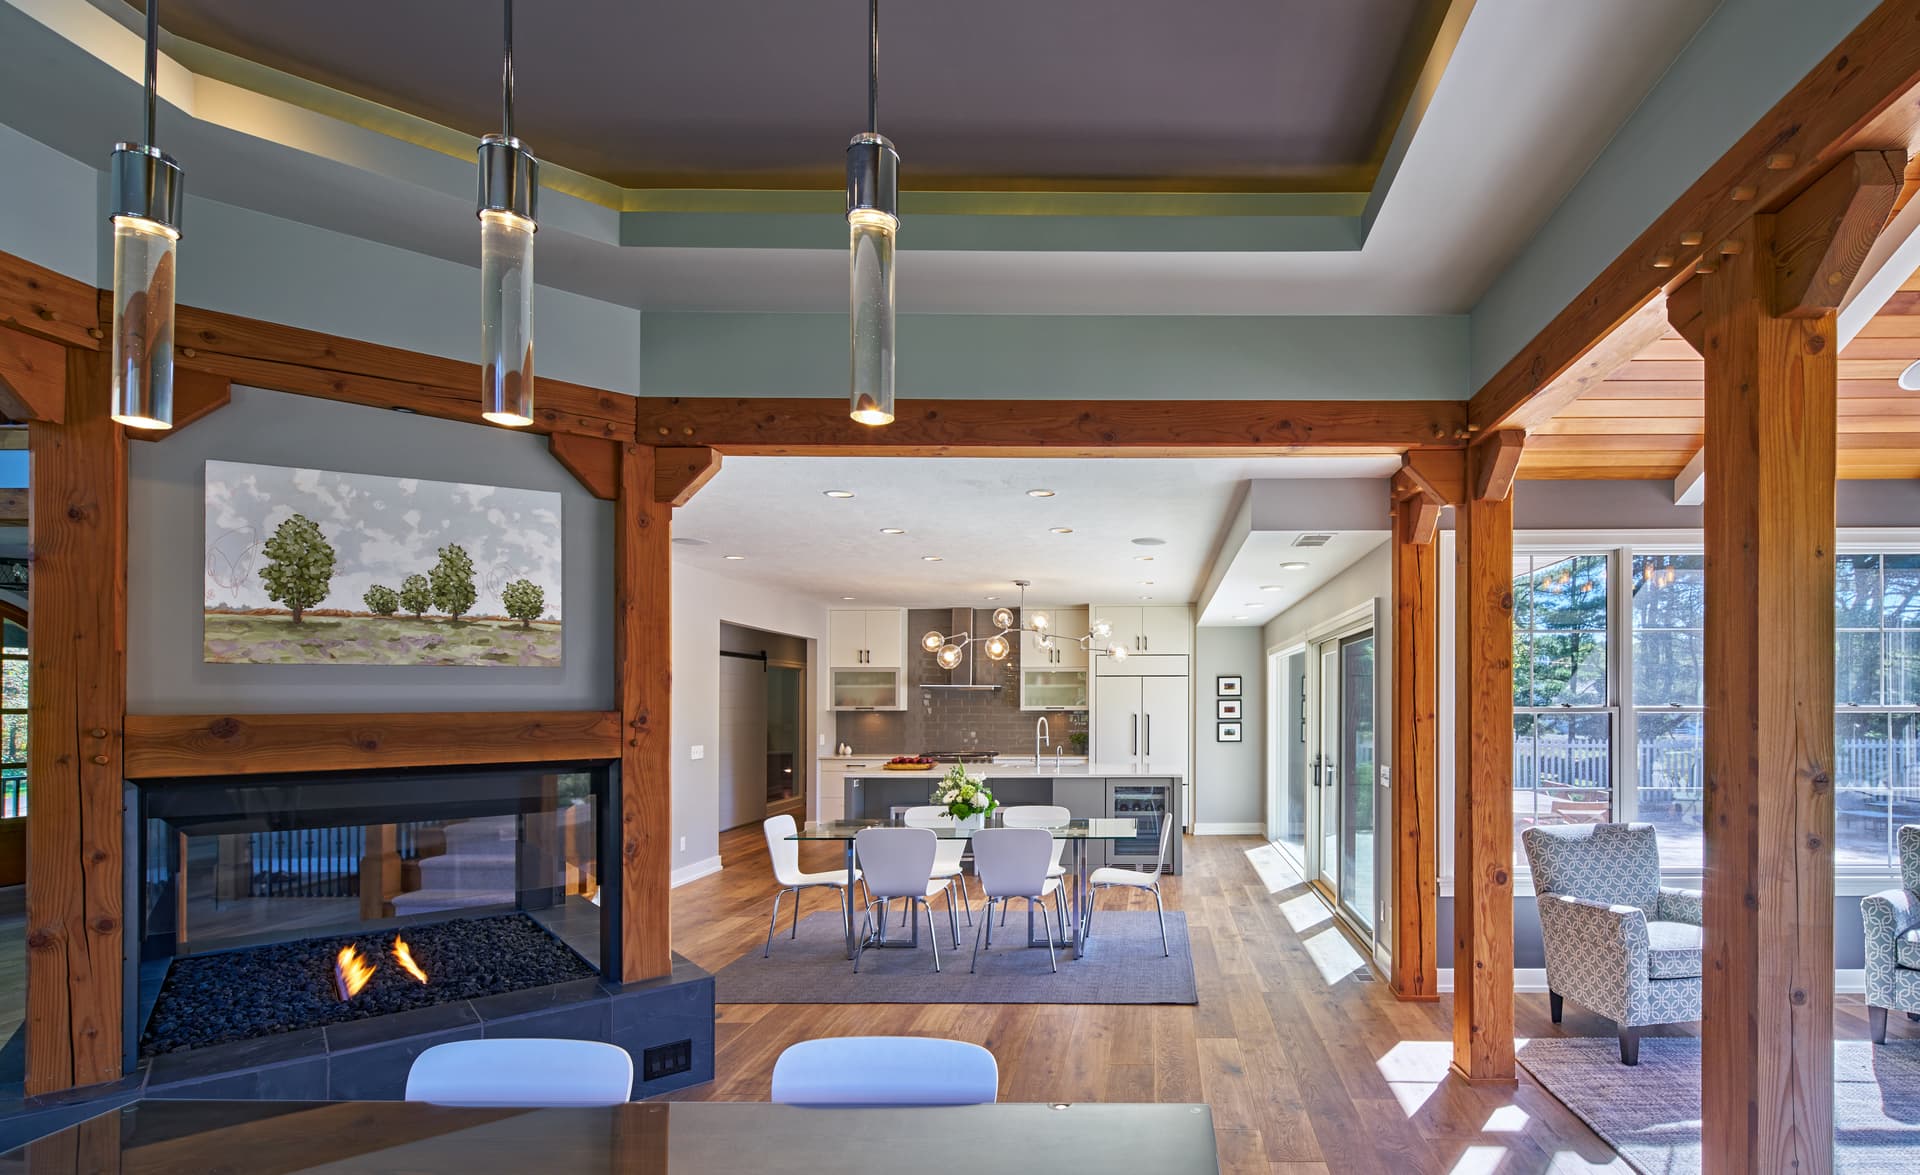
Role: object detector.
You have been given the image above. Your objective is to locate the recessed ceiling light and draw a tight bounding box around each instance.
[841,596,857,601]
[724,554,746,560]
[1134,555,1154,562]
[1260,584,1284,592]
[1140,580,1155,586]
[1902,359,1920,391]
[671,537,710,547]
[823,490,855,499]
[1132,537,1166,546]
[922,555,943,562]
[1138,595,1154,601]
[880,527,906,535]
[1050,527,1074,535]
[1027,489,1056,498]
[1233,615,1250,621]
[1280,561,1309,571]
[984,596,1000,601]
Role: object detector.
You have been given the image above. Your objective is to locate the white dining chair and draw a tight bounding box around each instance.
[771,1036,998,1106]
[903,805,973,926]
[997,805,1069,928]
[405,1038,633,1106]
[853,826,959,972]
[1086,812,1174,956]
[969,827,1060,973]
[762,813,861,957]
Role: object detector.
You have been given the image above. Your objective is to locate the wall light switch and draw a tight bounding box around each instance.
[679,836,687,852]
[690,745,705,760]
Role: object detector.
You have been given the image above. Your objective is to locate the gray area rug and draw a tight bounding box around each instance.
[714,910,1198,1005]
[1517,1037,1920,1173]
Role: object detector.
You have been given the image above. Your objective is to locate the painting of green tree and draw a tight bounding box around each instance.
[204,460,563,666]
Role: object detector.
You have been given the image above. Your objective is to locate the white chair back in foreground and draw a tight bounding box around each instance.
[771,1036,998,1106]
[405,1038,633,1106]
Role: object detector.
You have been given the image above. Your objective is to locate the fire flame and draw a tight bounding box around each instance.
[392,934,429,984]
[335,944,376,1000]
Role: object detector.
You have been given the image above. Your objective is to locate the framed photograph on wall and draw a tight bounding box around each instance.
[1216,698,1241,720]
[1217,722,1242,743]
[1217,675,1242,697]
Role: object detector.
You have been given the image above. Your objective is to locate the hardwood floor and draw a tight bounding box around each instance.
[668,826,1628,1173]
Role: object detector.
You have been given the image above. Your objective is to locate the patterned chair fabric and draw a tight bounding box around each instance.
[1863,826,1920,1027]
[1522,823,1703,1031]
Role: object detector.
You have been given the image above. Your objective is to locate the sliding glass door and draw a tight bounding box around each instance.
[1336,633,1376,934]
[1297,621,1378,943]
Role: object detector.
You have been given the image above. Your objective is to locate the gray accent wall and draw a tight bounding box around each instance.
[1193,626,1266,829]
[127,387,615,714]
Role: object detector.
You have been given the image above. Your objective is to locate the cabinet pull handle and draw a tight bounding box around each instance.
[1131,713,1139,755]
[1145,714,1152,756]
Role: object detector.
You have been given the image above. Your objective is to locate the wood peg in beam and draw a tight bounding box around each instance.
[1731,185,1756,202]
[1679,231,1704,247]
[89,728,107,739]
[1766,152,1796,170]
[1652,254,1676,269]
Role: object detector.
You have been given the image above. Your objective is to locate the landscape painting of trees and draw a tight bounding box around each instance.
[204,460,563,667]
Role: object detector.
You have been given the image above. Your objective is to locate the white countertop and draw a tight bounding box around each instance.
[842,761,1182,780]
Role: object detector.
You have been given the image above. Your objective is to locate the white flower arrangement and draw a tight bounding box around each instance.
[934,763,997,821]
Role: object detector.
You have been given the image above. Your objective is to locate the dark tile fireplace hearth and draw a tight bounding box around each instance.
[114,761,714,1104]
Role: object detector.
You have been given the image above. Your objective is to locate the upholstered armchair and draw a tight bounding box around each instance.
[1521,823,1703,1065]
[1863,825,1920,1043]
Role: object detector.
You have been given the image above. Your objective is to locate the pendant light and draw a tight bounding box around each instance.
[847,0,898,426]
[478,0,539,427]
[108,0,183,430]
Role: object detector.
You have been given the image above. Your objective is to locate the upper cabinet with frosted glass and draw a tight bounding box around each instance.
[1020,606,1090,710]
[829,609,908,710]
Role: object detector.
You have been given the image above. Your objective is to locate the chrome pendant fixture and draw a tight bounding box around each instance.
[920,582,1129,664]
[478,0,539,427]
[847,0,898,426]
[108,0,183,431]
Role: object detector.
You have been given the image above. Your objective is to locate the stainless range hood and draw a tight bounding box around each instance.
[919,607,1002,691]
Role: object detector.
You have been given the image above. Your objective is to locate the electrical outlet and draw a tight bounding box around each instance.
[690,745,705,760]
[643,1039,694,1082]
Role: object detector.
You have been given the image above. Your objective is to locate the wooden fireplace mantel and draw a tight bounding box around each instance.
[122,711,624,779]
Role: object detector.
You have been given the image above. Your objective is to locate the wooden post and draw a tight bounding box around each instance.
[358,825,400,920]
[1451,440,1516,1082]
[25,347,127,1095]
[617,444,673,981]
[1388,455,1454,1003]
[1688,213,1839,1173]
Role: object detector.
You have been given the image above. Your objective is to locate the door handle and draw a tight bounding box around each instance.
[1131,714,1139,755]
[1145,714,1152,756]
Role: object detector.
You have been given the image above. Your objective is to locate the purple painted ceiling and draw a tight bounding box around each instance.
[136,0,1446,188]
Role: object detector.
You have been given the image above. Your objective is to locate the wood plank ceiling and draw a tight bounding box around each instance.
[1521,266,1920,480]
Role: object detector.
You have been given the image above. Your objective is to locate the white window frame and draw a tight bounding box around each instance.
[1437,526,1920,897]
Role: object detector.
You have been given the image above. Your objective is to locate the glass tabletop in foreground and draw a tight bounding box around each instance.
[791,817,1139,841]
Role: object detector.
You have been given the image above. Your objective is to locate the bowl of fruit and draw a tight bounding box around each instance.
[883,755,937,772]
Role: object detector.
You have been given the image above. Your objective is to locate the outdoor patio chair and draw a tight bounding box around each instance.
[1522,822,1703,1065]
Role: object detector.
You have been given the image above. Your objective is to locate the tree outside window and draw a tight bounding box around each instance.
[1511,553,1613,861]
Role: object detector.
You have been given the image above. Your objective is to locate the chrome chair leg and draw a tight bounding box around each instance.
[791,886,803,939]
[946,887,962,949]
[1084,886,1099,939]
[1037,898,1058,973]
[970,897,994,972]
[764,888,789,958]
[924,898,942,972]
[1153,887,1169,956]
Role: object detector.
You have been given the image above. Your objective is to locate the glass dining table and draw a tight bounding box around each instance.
[790,817,1139,961]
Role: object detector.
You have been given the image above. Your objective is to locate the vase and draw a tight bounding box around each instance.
[957,813,986,832]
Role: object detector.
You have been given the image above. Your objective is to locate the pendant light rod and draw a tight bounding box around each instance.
[501,0,515,140]
[143,0,158,147]
[867,0,879,134]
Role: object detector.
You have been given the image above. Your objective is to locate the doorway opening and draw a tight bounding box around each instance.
[719,623,811,832]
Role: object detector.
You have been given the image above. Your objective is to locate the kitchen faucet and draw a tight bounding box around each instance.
[1035,715,1051,766]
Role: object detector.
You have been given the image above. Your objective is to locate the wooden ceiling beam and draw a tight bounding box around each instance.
[1494,292,1674,433]
[0,253,99,350]
[1471,430,1525,502]
[1770,149,1905,317]
[548,433,620,500]
[1469,0,1920,435]
[0,325,67,423]
[655,446,723,506]
[633,397,1468,456]
[126,369,231,442]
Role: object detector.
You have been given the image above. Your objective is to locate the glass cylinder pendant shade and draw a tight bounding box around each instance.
[847,132,898,426]
[478,134,539,427]
[480,210,535,426]
[108,144,183,430]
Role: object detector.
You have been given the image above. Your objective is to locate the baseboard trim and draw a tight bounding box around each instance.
[1436,967,1868,995]
[671,855,723,888]
[1193,822,1265,836]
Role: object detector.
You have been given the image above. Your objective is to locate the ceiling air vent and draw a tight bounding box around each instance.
[1293,533,1335,548]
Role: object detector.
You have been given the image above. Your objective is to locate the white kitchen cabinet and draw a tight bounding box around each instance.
[1021,606,1089,668]
[1095,653,1187,678]
[815,757,884,822]
[1091,604,1189,655]
[1093,675,1188,769]
[828,609,905,667]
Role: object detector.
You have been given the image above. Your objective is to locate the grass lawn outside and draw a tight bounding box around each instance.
[204,611,562,667]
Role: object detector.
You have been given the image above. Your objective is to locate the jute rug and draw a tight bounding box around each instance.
[1517,1036,1920,1173]
[714,909,1198,1005]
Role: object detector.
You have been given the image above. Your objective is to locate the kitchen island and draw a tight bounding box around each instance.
[840,762,1183,873]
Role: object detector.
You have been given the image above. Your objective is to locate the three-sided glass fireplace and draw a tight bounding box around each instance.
[127,760,619,1065]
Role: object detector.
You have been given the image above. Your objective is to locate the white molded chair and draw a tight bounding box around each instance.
[997,805,1069,928]
[1086,812,1173,956]
[771,1036,998,1106]
[969,827,1061,973]
[762,813,861,957]
[903,805,973,926]
[853,827,959,972]
[405,1038,633,1106]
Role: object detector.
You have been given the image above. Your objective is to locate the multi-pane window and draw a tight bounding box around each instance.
[2,617,25,819]
[1834,554,1920,869]
[1630,555,1705,868]
[1511,554,1614,860]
